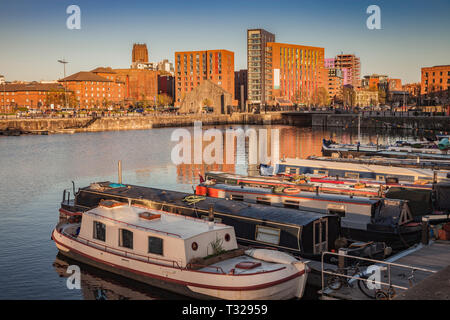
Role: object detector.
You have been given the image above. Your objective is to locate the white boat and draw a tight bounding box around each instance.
[264,158,450,183]
[52,200,309,300]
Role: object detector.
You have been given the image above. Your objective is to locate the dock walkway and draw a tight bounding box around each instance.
[320,240,450,300]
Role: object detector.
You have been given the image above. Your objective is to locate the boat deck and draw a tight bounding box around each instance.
[319,240,450,300]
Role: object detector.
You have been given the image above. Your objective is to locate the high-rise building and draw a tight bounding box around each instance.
[132,43,149,64]
[335,54,361,88]
[265,42,325,105]
[247,29,275,106]
[174,49,235,105]
[326,68,343,101]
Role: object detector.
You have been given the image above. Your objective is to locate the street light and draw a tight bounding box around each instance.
[58,59,69,109]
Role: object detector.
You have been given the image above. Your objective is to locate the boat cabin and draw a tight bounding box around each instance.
[77,201,238,268]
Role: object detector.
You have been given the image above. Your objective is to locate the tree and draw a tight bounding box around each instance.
[157,93,173,107]
[343,85,356,108]
[315,87,330,107]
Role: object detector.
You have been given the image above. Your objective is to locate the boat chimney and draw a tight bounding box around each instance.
[118,160,122,184]
[208,205,214,222]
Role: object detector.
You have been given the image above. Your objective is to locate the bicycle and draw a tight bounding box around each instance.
[372,268,417,300]
[325,261,369,291]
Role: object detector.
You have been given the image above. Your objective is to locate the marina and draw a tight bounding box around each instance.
[1,125,449,301]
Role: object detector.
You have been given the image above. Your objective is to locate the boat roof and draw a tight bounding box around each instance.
[81,183,332,227]
[280,158,448,177]
[85,203,232,240]
[212,183,378,204]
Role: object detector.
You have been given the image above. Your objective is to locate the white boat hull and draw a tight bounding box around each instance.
[52,228,308,300]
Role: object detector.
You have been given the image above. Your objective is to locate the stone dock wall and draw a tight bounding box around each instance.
[0,113,286,133]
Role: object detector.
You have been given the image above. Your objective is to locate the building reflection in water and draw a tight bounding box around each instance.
[52,254,187,300]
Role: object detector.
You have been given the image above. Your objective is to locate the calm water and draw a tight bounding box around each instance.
[0,124,422,300]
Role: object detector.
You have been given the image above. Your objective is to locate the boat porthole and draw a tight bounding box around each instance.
[191,242,198,251]
[225,233,230,242]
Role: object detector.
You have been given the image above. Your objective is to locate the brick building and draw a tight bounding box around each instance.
[132,43,149,64]
[1,82,65,112]
[402,83,421,97]
[158,74,175,99]
[59,69,126,109]
[174,49,235,106]
[114,68,159,104]
[355,89,379,107]
[421,65,450,95]
[265,42,326,105]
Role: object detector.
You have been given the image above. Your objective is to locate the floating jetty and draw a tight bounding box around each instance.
[319,240,450,300]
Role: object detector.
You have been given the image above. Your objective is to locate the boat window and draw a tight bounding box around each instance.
[255,225,280,245]
[345,172,359,179]
[287,167,299,175]
[256,197,271,205]
[376,175,385,181]
[93,221,106,242]
[283,199,300,209]
[313,169,328,175]
[148,236,163,255]
[119,229,133,249]
[230,194,244,201]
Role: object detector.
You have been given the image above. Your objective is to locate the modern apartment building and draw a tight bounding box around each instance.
[421,65,450,95]
[326,68,343,101]
[247,29,275,106]
[174,49,235,105]
[335,54,361,88]
[265,42,325,105]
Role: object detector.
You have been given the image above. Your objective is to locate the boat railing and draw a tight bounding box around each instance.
[74,234,183,269]
[320,250,436,299]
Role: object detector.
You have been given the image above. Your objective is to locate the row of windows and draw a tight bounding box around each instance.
[93,221,163,255]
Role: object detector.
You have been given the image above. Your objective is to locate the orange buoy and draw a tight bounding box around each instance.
[283,187,301,194]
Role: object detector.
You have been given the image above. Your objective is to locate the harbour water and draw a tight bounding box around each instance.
[0,125,426,299]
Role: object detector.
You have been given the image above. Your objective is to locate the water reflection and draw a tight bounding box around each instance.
[52,254,187,300]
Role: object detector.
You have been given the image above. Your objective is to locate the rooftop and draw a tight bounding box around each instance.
[2,82,63,92]
[86,203,232,240]
[59,71,112,82]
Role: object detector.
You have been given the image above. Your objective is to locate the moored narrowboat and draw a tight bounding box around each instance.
[195,182,423,250]
[52,200,309,300]
[60,182,341,259]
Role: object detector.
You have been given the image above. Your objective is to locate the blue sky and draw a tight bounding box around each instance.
[0,0,449,83]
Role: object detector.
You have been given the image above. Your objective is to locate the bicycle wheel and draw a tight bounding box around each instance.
[375,290,389,300]
[357,276,377,299]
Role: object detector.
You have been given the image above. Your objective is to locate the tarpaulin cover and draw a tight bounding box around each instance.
[386,187,433,217]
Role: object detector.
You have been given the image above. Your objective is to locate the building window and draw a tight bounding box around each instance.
[93,221,106,242]
[255,225,280,245]
[148,236,163,255]
[119,229,133,249]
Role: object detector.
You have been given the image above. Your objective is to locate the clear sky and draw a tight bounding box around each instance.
[0,0,449,83]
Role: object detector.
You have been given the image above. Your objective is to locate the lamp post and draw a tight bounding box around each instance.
[2,77,5,114]
[58,59,69,109]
